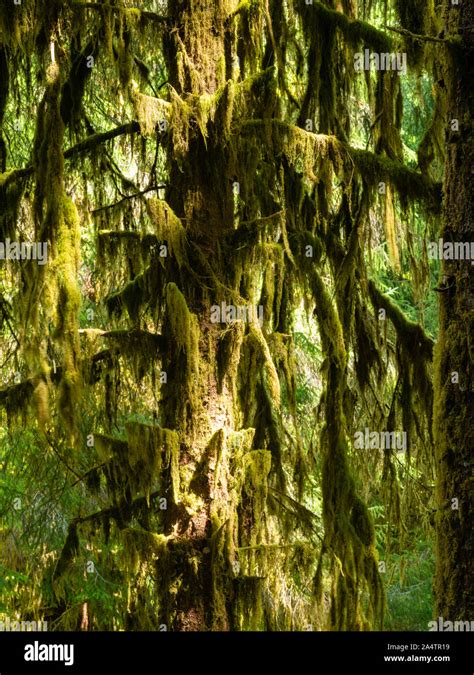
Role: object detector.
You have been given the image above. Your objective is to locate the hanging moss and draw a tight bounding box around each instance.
[165,282,200,375]
[384,183,401,270]
[52,520,80,591]
[126,422,180,505]
[394,0,435,68]
[121,528,168,575]
[311,269,384,630]
[0,379,35,421]
[93,423,180,509]
[132,89,171,137]
[216,321,246,404]
[146,198,188,268]
[115,12,133,90]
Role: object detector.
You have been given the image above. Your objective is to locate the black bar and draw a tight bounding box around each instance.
[0,631,470,674]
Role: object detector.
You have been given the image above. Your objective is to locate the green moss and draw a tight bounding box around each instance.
[126,422,180,505]
[132,89,170,137]
[0,169,15,187]
[368,280,434,360]
[165,282,199,372]
[351,148,442,213]
[122,528,168,575]
[309,2,393,52]
[146,198,188,268]
[311,269,384,630]
[248,323,281,408]
[394,0,435,68]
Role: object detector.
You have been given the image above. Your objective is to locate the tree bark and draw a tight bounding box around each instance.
[433,0,474,620]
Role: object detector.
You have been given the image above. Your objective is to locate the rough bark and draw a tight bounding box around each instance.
[433,0,474,620]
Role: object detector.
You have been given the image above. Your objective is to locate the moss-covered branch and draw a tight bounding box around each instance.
[368,279,434,359]
[230,0,392,51]
[0,122,141,189]
[385,24,461,46]
[350,148,442,212]
[238,119,440,209]
[69,2,169,23]
[0,349,113,412]
[88,329,165,353]
[64,122,141,160]
[308,1,393,52]
[92,184,167,214]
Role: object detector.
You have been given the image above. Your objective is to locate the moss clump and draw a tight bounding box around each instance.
[165,282,200,377]
[122,528,168,575]
[126,422,180,505]
[132,90,170,137]
[146,198,188,268]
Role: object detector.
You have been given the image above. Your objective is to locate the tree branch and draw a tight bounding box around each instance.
[63,121,140,160]
[368,279,435,360]
[238,120,442,211]
[0,122,141,189]
[91,184,167,214]
[384,25,459,45]
[69,2,169,24]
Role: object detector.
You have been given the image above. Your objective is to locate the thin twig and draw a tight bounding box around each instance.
[384,25,456,44]
[91,184,167,214]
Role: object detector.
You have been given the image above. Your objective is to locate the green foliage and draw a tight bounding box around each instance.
[384,541,435,631]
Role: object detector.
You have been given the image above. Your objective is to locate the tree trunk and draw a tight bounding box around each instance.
[157,0,270,631]
[433,1,474,620]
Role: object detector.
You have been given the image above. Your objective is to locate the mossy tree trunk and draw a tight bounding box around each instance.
[150,0,278,631]
[433,1,474,620]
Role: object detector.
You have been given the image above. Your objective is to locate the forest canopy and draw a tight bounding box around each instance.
[0,0,472,632]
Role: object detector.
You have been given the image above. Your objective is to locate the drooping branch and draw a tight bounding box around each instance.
[91,184,167,214]
[0,349,113,406]
[238,120,442,210]
[0,122,141,189]
[63,122,141,160]
[309,1,393,52]
[79,329,165,353]
[367,279,435,359]
[227,0,393,52]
